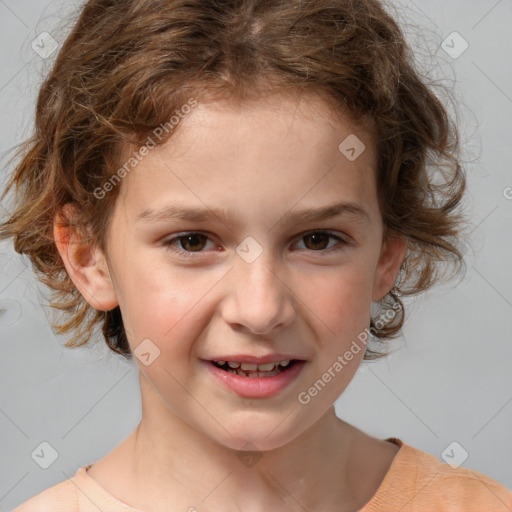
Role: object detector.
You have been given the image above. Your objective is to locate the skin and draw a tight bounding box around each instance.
[54,92,407,512]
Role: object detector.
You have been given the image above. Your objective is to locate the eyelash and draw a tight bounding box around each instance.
[162,230,348,258]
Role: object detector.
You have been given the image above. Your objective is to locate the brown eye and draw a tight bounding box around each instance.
[177,233,208,252]
[295,231,347,253]
[163,230,347,259]
[164,232,215,256]
[302,232,331,250]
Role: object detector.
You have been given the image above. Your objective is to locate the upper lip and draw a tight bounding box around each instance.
[206,354,305,364]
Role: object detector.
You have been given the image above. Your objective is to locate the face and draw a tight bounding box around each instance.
[57,93,406,452]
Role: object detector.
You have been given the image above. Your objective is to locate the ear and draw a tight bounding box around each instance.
[371,233,408,302]
[53,204,119,311]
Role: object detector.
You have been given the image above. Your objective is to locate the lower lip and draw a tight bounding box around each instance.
[203,360,306,398]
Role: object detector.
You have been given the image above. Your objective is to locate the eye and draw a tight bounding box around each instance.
[163,232,217,257]
[294,231,347,253]
[163,230,347,258]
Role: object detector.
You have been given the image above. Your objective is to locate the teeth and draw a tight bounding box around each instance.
[216,360,293,371]
[257,362,276,371]
[239,362,257,370]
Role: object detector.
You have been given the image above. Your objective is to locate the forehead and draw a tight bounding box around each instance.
[114,93,379,224]
[159,92,376,158]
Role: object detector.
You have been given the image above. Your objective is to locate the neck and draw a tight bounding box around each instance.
[122,399,359,512]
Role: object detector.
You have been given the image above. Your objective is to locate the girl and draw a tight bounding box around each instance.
[2,0,511,510]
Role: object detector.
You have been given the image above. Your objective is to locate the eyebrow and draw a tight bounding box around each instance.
[135,200,371,228]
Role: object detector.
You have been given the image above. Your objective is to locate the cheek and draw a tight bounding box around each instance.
[112,250,212,348]
[295,263,374,337]
[116,243,376,355]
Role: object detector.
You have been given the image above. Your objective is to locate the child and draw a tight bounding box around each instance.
[2,0,511,510]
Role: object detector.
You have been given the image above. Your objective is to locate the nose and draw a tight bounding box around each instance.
[220,252,296,336]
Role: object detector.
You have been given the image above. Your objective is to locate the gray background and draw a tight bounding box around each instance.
[1,0,511,510]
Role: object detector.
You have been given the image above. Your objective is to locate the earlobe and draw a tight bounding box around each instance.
[53,205,119,311]
[371,234,408,302]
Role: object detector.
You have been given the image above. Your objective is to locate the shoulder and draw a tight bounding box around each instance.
[11,464,139,512]
[381,441,512,511]
[11,473,78,512]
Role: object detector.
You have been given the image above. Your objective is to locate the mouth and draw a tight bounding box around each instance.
[204,357,306,398]
[210,359,299,378]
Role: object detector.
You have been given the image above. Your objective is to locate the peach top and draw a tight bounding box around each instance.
[12,438,512,511]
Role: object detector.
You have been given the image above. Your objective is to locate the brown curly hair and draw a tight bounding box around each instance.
[0,0,467,361]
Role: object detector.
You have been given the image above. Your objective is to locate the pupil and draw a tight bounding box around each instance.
[306,233,328,250]
[182,234,206,252]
